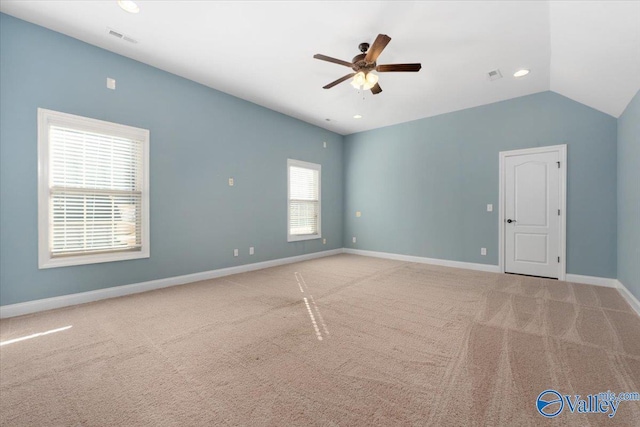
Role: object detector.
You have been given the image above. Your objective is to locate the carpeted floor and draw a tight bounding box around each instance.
[1,254,639,426]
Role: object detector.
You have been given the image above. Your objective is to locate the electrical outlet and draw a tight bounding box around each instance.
[356,211,361,217]
[487,204,493,212]
[352,237,357,244]
[228,178,234,186]
[249,247,254,255]
[233,249,238,257]
[322,238,326,244]
[106,77,116,90]
[481,248,487,256]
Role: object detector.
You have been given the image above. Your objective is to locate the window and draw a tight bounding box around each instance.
[287,159,321,242]
[37,108,149,268]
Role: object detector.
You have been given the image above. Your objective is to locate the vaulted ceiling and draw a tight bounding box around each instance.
[1,1,639,135]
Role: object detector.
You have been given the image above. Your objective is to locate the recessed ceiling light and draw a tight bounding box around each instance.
[117,0,140,14]
[353,114,362,119]
[514,69,530,78]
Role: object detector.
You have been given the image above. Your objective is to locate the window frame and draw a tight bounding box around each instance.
[37,108,150,269]
[287,158,321,242]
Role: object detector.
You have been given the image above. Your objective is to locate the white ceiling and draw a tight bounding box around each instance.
[1,1,639,135]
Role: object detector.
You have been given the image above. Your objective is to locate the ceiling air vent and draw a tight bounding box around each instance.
[107,28,138,44]
[108,29,123,39]
[487,69,503,81]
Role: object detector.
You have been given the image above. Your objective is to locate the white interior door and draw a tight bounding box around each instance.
[504,151,561,278]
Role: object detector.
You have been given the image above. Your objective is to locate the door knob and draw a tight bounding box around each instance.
[506,219,516,223]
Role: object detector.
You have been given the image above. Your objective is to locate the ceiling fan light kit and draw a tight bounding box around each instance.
[350,71,379,90]
[314,34,422,95]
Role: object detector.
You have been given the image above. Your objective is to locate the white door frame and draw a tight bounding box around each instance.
[498,144,567,280]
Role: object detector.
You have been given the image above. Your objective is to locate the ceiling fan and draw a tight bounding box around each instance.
[313,34,422,95]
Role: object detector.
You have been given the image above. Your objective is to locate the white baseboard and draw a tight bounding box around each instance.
[343,249,636,295]
[565,274,619,288]
[3,247,637,319]
[343,248,501,273]
[616,280,640,317]
[0,249,343,319]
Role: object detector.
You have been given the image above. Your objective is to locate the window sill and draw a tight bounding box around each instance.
[38,249,149,269]
[287,234,322,243]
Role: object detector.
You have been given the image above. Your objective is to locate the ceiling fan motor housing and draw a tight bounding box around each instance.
[352,53,376,73]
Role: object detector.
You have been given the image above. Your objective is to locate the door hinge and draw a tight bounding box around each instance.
[557,161,560,168]
[558,209,561,215]
[558,256,560,263]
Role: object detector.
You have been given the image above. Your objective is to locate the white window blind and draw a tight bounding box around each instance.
[287,159,321,241]
[49,126,143,256]
[38,109,149,268]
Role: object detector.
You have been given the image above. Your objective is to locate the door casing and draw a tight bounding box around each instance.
[498,144,567,280]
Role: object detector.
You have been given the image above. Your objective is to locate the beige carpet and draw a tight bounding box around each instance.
[1,254,639,426]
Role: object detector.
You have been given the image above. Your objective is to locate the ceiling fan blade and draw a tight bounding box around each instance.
[364,34,391,63]
[323,73,356,89]
[376,63,422,72]
[313,54,353,68]
[370,83,382,95]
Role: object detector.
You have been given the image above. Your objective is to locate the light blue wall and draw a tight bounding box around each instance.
[617,90,640,300]
[0,14,343,305]
[343,91,618,278]
[0,12,629,307]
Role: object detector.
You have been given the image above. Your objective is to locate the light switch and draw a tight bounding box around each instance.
[356,211,361,217]
[487,204,493,212]
[323,141,327,148]
[106,78,116,90]
[228,177,234,186]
